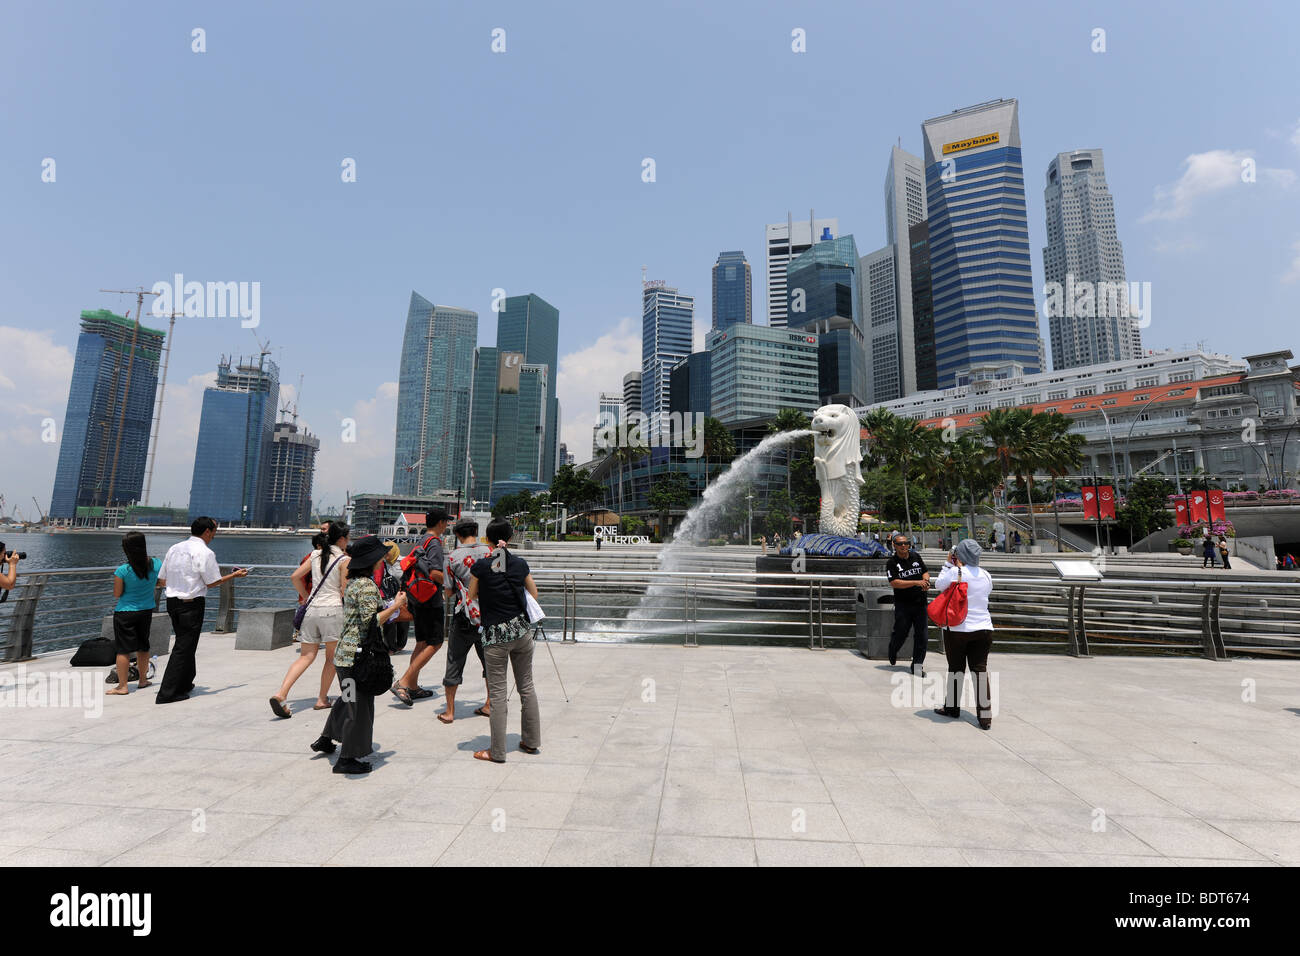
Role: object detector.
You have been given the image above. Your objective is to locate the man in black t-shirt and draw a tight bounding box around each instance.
[885,534,931,675]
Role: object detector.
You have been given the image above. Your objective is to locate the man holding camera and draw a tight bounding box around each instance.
[0,546,22,594]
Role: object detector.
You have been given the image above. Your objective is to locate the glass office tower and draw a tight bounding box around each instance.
[711,250,752,330]
[189,356,280,524]
[50,309,165,520]
[641,284,695,439]
[496,293,560,482]
[922,99,1045,387]
[392,292,477,496]
[785,234,866,407]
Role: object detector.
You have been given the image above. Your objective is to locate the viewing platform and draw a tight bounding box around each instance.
[2,634,1298,867]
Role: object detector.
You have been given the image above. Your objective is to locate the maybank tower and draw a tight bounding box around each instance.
[921,99,1045,388]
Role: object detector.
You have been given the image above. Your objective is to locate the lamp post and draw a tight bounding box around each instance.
[1098,409,1119,554]
[746,492,754,546]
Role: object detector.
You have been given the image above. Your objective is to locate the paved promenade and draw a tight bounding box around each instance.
[1,636,1298,866]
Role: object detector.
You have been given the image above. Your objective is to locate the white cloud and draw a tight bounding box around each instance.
[1152,235,1205,255]
[1282,240,1300,284]
[309,381,399,512]
[0,327,74,517]
[1141,149,1295,222]
[1291,119,1300,153]
[558,316,640,464]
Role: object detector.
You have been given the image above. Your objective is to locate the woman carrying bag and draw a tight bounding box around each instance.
[312,535,407,775]
[931,538,996,729]
[467,518,541,764]
[272,522,349,717]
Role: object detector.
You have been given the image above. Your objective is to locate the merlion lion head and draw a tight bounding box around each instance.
[810,404,863,482]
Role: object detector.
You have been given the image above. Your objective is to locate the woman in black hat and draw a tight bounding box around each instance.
[312,535,407,774]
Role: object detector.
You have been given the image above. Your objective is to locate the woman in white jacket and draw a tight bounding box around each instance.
[933,538,995,729]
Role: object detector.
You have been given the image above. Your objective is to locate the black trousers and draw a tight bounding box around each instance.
[443,613,486,688]
[323,665,375,759]
[942,628,993,718]
[889,601,930,665]
[157,596,204,703]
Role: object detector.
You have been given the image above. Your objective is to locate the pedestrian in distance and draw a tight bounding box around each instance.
[933,539,996,730]
[468,519,541,763]
[886,534,931,677]
[312,535,407,775]
[392,509,450,706]
[271,521,350,717]
[439,518,491,724]
[1217,536,1231,570]
[1201,536,1218,568]
[155,518,248,704]
[107,531,162,696]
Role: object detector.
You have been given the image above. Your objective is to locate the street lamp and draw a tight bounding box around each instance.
[746,492,754,547]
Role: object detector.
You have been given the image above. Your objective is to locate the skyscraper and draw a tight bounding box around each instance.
[1042,149,1141,369]
[640,283,694,438]
[622,370,642,422]
[706,324,820,424]
[862,146,929,402]
[922,99,1045,387]
[593,390,623,459]
[189,355,280,524]
[765,213,838,328]
[466,346,499,504]
[266,419,319,528]
[465,348,551,502]
[711,250,752,330]
[909,221,938,392]
[786,234,867,407]
[669,352,712,417]
[392,292,477,496]
[496,293,560,482]
[50,309,165,521]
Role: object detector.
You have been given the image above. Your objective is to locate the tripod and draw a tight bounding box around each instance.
[506,621,570,703]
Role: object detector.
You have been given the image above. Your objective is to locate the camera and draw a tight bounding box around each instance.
[0,545,26,560]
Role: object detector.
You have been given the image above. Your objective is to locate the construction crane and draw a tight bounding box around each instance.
[100,287,161,509]
[279,373,304,425]
[142,311,185,506]
[31,497,46,525]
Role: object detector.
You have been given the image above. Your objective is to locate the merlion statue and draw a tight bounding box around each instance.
[810,403,864,538]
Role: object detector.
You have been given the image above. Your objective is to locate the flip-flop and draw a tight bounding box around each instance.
[269,696,291,719]
[313,699,333,710]
[473,750,504,763]
[473,706,490,717]
[436,711,454,724]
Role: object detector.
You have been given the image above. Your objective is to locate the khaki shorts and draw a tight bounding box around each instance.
[298,606,343,645]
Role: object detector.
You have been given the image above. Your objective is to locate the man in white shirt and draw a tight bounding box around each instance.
[156,517,248,704]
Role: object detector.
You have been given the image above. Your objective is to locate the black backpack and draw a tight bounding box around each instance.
[70,637,116,667]
[351,615,394,696]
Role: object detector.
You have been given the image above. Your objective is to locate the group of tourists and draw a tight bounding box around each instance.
[102,511,543,776]
[1201,535,1233,569]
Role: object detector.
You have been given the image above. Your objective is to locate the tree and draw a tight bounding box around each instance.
[647,470,690,540]
[866,411,926,537]
[550,463,604,513]
[1117,476,1174,546]
[600,429,649,519]
[1038,413,1085,551]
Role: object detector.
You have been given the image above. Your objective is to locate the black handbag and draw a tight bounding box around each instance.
[351,614,394,696]
[70,637,117,666]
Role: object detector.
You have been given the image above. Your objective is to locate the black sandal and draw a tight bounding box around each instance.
[270,696,291,719]
[391,684,413,707]
[518,743,540,755]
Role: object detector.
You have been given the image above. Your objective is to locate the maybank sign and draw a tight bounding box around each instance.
[942,132,1000,155]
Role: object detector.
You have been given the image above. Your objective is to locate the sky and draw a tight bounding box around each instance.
[2,0,1299,520]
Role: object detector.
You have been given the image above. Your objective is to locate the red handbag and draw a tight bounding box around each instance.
[927,567,969,627]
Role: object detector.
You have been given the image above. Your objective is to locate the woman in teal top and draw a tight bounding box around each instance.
[109,532,164,696]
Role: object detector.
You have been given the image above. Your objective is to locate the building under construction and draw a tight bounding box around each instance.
[49,309,166,524]
[265,420,319,529]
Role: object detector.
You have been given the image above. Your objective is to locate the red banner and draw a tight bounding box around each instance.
[1098,485,1116,520]
[1173,497,1190,526]
[1081,486,1098,519]
[1207,489,1226,522]
[1190,491,1209,523]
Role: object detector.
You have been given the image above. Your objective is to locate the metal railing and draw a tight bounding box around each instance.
[3,563,1300,661]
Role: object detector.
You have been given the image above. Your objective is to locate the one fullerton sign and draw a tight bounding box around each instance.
[942,131,999,155]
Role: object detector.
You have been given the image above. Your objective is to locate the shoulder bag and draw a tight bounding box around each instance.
[927,566,969,628]
[352,612,395,695]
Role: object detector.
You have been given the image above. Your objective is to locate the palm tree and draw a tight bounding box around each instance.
[600,432,649,525]
[1038,414,1086,551]
[869,411,926,538]
[945,433,995,540]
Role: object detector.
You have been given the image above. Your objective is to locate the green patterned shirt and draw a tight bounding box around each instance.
[335,577,381,668]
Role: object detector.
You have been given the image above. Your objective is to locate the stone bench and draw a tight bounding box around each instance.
[100,612,173,657]
[234,607,297,650]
